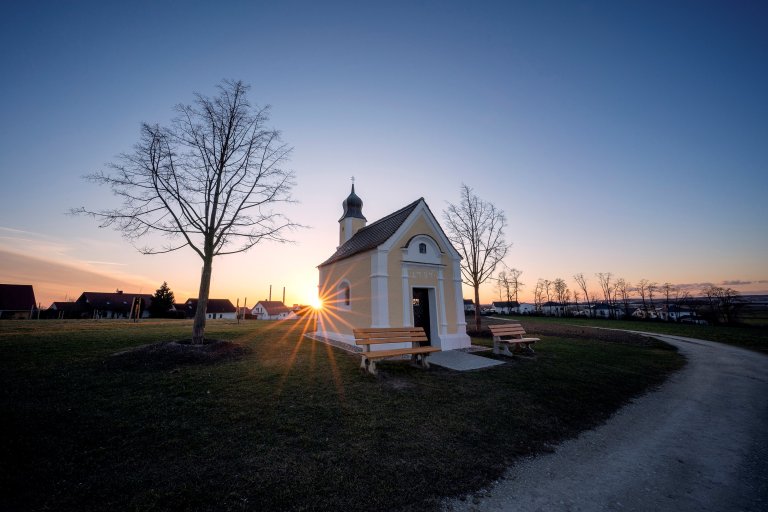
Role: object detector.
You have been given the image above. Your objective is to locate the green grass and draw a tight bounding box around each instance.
[511,315,768,355]
[2,318,683,511]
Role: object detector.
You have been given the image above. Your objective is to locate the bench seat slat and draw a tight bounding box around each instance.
[354,328,426,335]
[354,336,428,345]
[360,346,440,360]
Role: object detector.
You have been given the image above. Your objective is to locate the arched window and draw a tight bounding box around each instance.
[338,281,351,308]
[419,242,427,254]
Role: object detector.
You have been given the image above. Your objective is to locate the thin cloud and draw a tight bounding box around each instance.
[83,260,129,267]
[0,249,156,306]
[722,280,753,286]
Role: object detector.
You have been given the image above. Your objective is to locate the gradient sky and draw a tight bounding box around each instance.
[1,0,766,308]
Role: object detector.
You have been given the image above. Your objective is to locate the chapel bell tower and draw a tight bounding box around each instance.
[339,182,367,246]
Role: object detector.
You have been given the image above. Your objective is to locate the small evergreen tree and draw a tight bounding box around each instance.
[149,282,175,318]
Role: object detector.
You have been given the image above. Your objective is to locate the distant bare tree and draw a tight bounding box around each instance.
[507,267,524,304]
[637,279,649,318]
[616,278,632,318]
[534,279,545,312]
[496,271,510,304]
[443,184,510,332]
[596,272,615,318]
[543,279,552,313]
[702,285,741,324]
[661,282,674,321]
[496,274,504,301]
[73,80,297,343]
[553,278,568,316]
[648,281,658,318]
[574,273,592,317]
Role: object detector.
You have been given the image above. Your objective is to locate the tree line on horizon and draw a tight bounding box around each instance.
[493,270,743,325]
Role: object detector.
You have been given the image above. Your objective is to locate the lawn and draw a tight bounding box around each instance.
[2,318,683,511]
[512,315,768,355]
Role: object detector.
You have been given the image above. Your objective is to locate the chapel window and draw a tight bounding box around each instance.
[419,242,427,254]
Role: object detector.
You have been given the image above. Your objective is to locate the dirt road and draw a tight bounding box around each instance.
[445,334,768,512]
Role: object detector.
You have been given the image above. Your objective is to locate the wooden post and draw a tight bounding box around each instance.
[236,298,240,324]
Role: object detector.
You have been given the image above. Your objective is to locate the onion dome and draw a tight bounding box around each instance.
[339,184,366,221]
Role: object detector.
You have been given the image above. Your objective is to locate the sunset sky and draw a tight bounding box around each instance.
[1,1,766,308]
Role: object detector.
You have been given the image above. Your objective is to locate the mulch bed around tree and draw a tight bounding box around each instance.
[105,339,250,370]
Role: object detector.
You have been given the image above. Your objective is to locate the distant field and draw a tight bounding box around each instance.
[507,316,768,355]
[1,318,683,511]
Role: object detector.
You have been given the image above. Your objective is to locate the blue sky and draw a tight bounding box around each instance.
[1,0,766,306]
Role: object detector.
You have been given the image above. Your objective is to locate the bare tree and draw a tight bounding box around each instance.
[443,184,510,332]
[553,278,568,317]
[534,279,545,313]
[574,273,592,317]
[496,271,510,304]
[648,281,658,318]
[73,80,297,343]
[509,268,524,304]
[701,285,741,324]
[661,282,674,321]
[615,278,632,318]
[637,279,649,318]
[596,272,615,318]
[543,279,553,314]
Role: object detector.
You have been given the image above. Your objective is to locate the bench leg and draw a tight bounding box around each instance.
[493,339,502,355]
[501,344,515,357]
[410,353,431,369]
[360,356,377,375]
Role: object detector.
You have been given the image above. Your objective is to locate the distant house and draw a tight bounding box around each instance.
[463,299,475,313]
[0,284,37,319]
[517,302,536,314]
[492,300,519,314]
[182,298,237,319]
[590,302,623,319]
[541,301,567,317]
[659,305,693,322]
[47,301,84,319]
[251,300,296,320]
[76,290,153,319]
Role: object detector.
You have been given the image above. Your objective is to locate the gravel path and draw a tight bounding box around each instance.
[445,333,768,512]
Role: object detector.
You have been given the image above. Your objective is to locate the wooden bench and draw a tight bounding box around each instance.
[488,323,541,356]
[353,327,440,375]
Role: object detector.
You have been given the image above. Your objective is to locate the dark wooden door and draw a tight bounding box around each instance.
[412,288,431,345]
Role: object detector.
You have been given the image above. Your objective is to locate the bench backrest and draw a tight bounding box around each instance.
[353,327,428,345]
[488,323,527,338]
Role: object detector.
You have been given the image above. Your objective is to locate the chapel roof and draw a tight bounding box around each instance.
[319,197,423,267]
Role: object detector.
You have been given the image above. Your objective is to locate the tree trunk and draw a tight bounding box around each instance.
[474,285,482,333]
[192,255,214,344]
